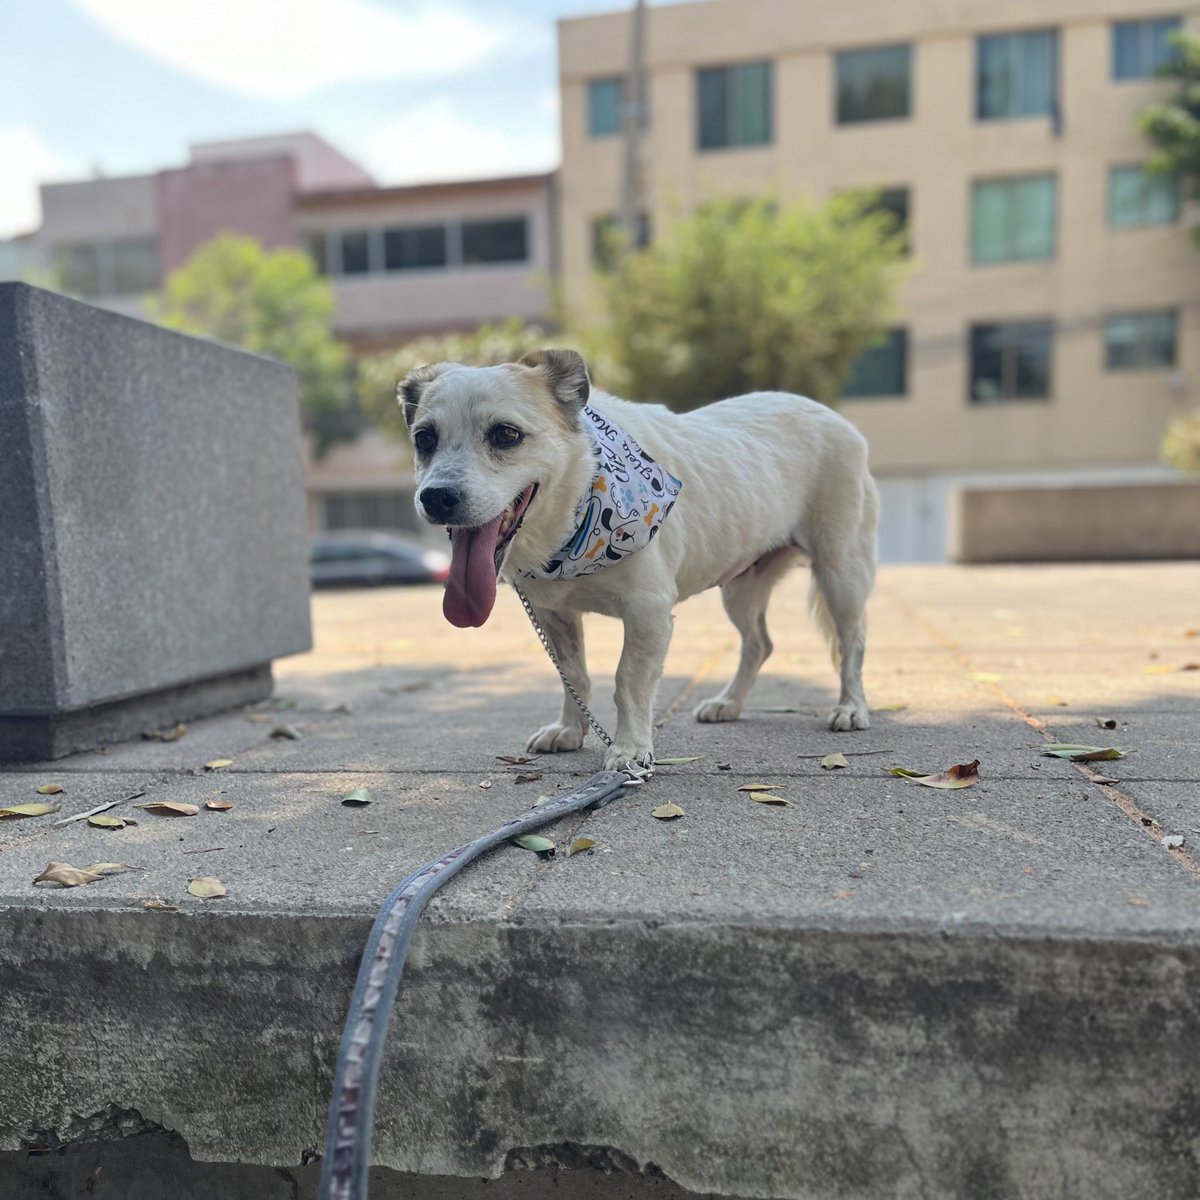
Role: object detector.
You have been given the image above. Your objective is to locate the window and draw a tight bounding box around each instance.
[304,232,329,274]
[54,238,160,297]
[462,217,528,264]
[697,62,772,150]
[1113,17,1181,79]
[972,175,1055,264]
[865,186,911,251]
[970,320,1053,402]
[1105,310,1177,368]
[836,44,912,124]
[591,212,652,269]
[842,329,908,398]
[977,30,1058,120]
[589,77,624,136]
[383,224,446,271]
[321,492,412,532]
[339,230,370,275]
[1109,165,1179,226]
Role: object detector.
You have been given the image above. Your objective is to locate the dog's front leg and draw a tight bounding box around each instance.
[606,603,674,772]
[526,605,592,754]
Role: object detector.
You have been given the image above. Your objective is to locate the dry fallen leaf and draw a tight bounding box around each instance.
[478,780,492,790]
[204,759,234,771]
[36,783,64,795]
[1042,745,1126,762]
[651,802,685,820]
[33,861,103,887]
[1092,775,1120,785]
[510,834,555,855]
[341,788,373,806]
[716,762,732,771]
[1163,834,1185,850]
[737,783,783,793]
[143,722,187,742]
[821,753,849,770]
[514,771,543,784]
[1046,695,1069,707]
[890,761,981,789]
[565,837,599,857]
[749,793,793,806]
[1127,897,1151,907]
[1095,717,1118,730]
[0,802,61,819]
[532,794,554,808]
[133,801,200,816]
[760,706,800,713]
[496,754,538,765]
[655,757,703,766]
[143,898,179,911]
[1183,663,1200,672]
[269,724,302,740]
[205,797,233,811]
[87,814,128,829]
[84,863,141,876]
[187,876,226,899]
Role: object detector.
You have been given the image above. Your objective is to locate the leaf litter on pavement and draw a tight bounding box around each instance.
[890,761,981,789]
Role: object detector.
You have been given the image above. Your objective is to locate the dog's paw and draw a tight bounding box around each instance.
[526,722,586,754]
[604,743,654,773]
[828,703,870,732]
[693,696,742,723]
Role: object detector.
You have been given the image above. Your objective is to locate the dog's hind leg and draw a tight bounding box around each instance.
[694,548,800,723]
[526,606,592,754]
[810,480,878,732]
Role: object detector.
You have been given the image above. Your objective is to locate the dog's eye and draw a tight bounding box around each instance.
[412,428,437,456]
[488,424,523,449]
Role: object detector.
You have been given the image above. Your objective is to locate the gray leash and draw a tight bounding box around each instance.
[319,588,646,1200]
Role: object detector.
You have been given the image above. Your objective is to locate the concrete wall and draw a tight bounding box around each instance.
[158,156,297,275]
[558,0,1200,478]
[296,176,554,346]
[951,479,1200,561]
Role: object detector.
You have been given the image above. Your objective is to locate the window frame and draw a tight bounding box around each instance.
[460,215,530,266]
[976,29,1059,122]
[696,60,773,151]
[1112,16,1182,81]
[841,328,909,399]
[1103,309,1178,369]
[588,77,624,137]
[970,173,1058,265]
[835,43,913,125]
[968,319,1054,403]
[1108,164,1180,228]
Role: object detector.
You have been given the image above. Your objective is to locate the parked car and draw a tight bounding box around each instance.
[309,530,450,588]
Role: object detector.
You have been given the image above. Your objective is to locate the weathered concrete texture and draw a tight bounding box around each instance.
[1,565,1200,1199]
[0,283,312,757]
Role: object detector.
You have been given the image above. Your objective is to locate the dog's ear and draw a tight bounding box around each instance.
[397,363,448,427]
[518,349,591,410]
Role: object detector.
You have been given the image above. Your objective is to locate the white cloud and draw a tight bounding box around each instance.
[0,127,77,239]
[350,98,556,184]
[68,0,511,101]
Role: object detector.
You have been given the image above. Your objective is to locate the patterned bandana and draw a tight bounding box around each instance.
[520,404,683,581]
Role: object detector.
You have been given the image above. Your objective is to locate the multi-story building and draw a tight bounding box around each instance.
[558,0,1200,559]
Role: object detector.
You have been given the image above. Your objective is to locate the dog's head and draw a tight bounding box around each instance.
[399,349,595,628]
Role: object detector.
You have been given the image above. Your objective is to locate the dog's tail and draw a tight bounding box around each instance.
[807,578,842,670]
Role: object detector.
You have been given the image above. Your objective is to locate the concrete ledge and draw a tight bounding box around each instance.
[0,666,272,763]
[950,480,1200,562]
[0,283,312,760]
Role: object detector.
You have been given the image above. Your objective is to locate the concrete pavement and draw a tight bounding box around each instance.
[2,564,1199,1199]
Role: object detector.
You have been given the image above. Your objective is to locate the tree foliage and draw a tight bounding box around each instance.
[584,194,906,410]
[1162,409,1200,473]
[1138,30,1200,220]
[153,234,356,454]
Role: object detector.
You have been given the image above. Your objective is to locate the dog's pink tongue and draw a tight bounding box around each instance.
[443,516,505,628]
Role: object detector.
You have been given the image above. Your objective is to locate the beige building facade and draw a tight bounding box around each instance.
[558,0,1200,558]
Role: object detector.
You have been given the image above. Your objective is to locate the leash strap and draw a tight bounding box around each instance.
[318,769,634,1200]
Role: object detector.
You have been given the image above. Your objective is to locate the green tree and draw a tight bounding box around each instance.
[153,234,357,454]
[1137,34,1200,473]
[584,194,906,410]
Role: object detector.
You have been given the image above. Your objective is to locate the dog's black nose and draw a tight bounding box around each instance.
[420,486,462,523]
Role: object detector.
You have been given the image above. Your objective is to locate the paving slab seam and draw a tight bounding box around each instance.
[878,583,1200,881]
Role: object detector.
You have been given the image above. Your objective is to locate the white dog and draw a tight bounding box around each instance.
[401,349,878,772]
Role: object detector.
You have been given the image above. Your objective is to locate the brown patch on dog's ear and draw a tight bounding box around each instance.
[397,363,445,427]
[518,349,591,410]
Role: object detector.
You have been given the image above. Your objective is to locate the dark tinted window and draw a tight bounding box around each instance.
[970,320,1053,402]
[461,218,528,264]
[384,225,446,271]
[842,329,908,398]
[836,44,912,123]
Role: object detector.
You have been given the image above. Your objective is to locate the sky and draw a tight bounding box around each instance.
[0,0,649,238]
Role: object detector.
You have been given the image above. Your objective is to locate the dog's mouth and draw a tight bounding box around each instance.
[443,484,538,629]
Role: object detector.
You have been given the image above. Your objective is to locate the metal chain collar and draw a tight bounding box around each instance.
[513,583,614,749]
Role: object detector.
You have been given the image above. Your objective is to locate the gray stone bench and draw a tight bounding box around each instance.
[0,283,312,760]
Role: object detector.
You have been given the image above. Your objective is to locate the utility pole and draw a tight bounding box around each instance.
[619,0,647,254]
